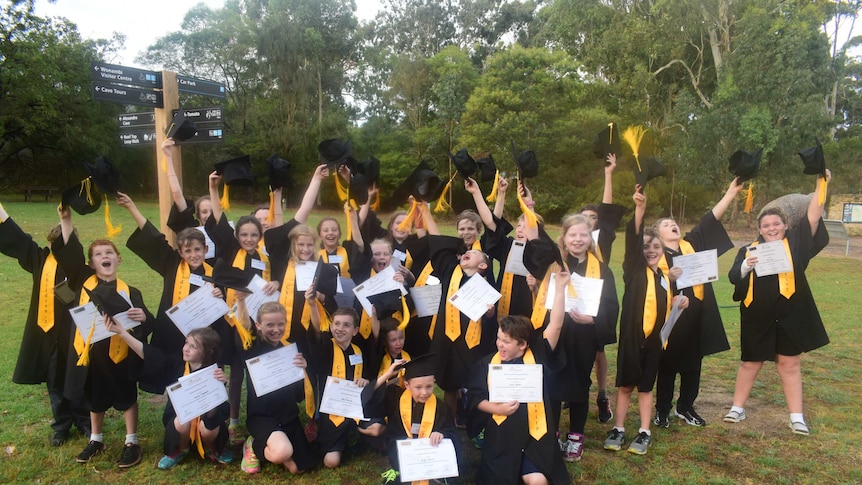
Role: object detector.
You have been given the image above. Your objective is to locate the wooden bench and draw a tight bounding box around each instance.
[22,186,60,202]
[823,219,850,257]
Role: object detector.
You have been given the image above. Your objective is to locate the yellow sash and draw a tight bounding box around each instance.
[74,276,130,365]
[404,248,413,270]
[743,239,795,307]
[444,267,481,348]
[379,350,412,388]
[658,240,703,300]
[172,261,213,305]
[531,253,600,329]
[182,362,207,458]
[643,267,671,338]
[319,246,350,278]
[37,253,59,332]
[278,260,314,340]
[226,249,269,348]
[490,349,546,440]
[329,339,363,426]
[399,389,436,438]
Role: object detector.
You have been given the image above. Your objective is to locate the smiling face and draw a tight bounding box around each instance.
[253,208,271,232]
[514,217,527,241]
[294,234,316,261]
[178,239,207,270]
[318,219,341,251]
[330,314,358,347]
[656,218,681,244]
[758,214,788,242]
[236,221,261,252]
[88,242,121,280]
[580,209,598,231]
[405,375,435,403]
[255,310,286,345]
[371,240,392,272]
[196,199,213,224]
[563,221,592,260]
[390,214,409,242]
[459,249,488,273]
[496,328,527,362]
[384,328,405,357]
[182,334,205,365]
[457,218,480,247]
[642,232,664,270]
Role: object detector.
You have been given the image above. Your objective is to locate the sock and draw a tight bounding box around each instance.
[230,418,241,427]
[639,428,651,436]
[125,433,138,445]
[90,433,103,443]
[598,389,607,400]
[790,413,805,424]
[613,426,624,432]
[731,406,744,414]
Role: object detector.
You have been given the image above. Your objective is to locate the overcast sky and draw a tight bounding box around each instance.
[35,0,384,66]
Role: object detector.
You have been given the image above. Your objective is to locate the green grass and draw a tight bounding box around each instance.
[1,198,861,483]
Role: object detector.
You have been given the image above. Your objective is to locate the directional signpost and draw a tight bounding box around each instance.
[177,76,226,98]
[92,82,164,108]
[91,62,162,88]
[118,112,155,128]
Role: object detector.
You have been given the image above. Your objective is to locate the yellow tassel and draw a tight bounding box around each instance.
[83,177,95,205]
[744,181,754,214]
[622,125,648,172]
[818,177,828,206]
[485,171,500,203]
[397,297,410,330]
[371,191,380,211]
[334,172,349,202]
[317,300,332,332]
[266,191,276,226]
[103,197,122,239]
[227,311,252,349]
[76,319,96,366]
[397,200,417,233]
[517,180,538,229]
[344,201,357,241]
[220,184,231,212]
[434,175,456,213]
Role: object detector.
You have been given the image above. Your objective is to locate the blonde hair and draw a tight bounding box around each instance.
[557,214,595,260]
[288,224,318,262]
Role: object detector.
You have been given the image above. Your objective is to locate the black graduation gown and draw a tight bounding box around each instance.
[660,212,732,372]
[466,335,569,485]
[595,203,626,263]
[483,215,535,319]
[126,220,231,386]
[0,218,73,385]
[166,198,199,235]
[729,216,829,361]
[319,239,367,280]
[358,210,418,275]
[616,218,669,389]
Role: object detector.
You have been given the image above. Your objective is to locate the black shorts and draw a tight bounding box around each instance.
[741,319,803,362]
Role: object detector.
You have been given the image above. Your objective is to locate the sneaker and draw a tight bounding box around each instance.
[597,396,613,423]
[229,422,247,446]
[206,447,234,464]
[723,409,746,423]
[381,468,400,484]
[472,429,484,449]
[627,431,652,455]
[51,430,69,447]
[241,436,260,474]
[563,432,584,462]
[117,443,142,468]
[76,440,105,463]
[603,428,626,451]
[789,420,810,436]
[676,408,706,427]
[157,449,188,470]
[654,410,670,428]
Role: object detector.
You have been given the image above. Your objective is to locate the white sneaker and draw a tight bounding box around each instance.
[789,420,809,436]
[723,409,746,423]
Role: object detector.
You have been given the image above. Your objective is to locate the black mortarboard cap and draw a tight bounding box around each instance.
[449,149,477,178]
[84,285,132,316]
[401,353,437,380]
[729,149,762,183]
[476,155,497,183]
[399,160,445,202]
[317,139,352,169]
[357,156,380,186]
[84,156,122,197]
[349,174,370,205]
[61,180,102,215]
[510,140,539,179]
[593,123,622,163]
[203,258,254,293]
[798,138,825,176]
[214,155,254,187]
[367,289,404,320]
[633,156,666,187]
[311,258,339,296]
[166,110,198,142]
[266,153,292,190]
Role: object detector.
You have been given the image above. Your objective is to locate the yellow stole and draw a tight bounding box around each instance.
[444,267,481,349]
[183,362,207,458]
[319,246,350,278]
[74,276,130,366]
[531,253,600,329]
[37,253,59,332]
[658,240,703,300]
[379,350,411,388]
[172,261,213,305]
[497,240,523,319]
[743,239,795,307]
[489,349,546,440]
[398,389,435,485]
[278,260,314,340]
[643,267,671,338]
[329,339,363,426]
[226,249,269,348]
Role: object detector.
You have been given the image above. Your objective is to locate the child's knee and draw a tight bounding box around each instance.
[323,451,341,468]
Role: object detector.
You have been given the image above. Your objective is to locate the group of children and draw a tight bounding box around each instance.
[1,137,833,483]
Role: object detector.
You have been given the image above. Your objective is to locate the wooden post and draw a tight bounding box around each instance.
[155,70,180,247]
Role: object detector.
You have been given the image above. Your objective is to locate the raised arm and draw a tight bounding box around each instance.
[0,202,7,223]
[493,177,508,218]
[271,187,284,227]
[633,186,646,234]
[358,184,377,227]
[208,171,224,223]
[346,202,364,253]
[711,177,744,221]
[294,164,329,225]
[105,316,145,359]
[115,192,147,230]
[465,177,496,232]
[306,286,321,333]
[545,270,569,351]
[163,139,188,211]
[418,201,440,236]
[59,204,73,244]
[602,153,616,204]
[808,169,831,236]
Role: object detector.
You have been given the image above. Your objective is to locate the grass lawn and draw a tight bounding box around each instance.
[1,198,860,484]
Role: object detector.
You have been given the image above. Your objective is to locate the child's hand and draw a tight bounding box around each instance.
[429,431,444,446]
[126,307,146,322]
[213,367,227,383]
[674,294,690,310]
[497,177,509,195]
[338,164,351,181]
[313,164,330,180]
[114,191,133,209]
[262,281,279,296]
[526,273,537,292]
[234,289,250,302]
[668,266,682,282]
[494,401,519,416]
[387,359,406,377]
[464,177,479,195]
[58,203,71,220]
[568,309,594,325]
[304,286,316,303]
[208,171,222,190]
[554,271,570,290]
[484,304,495,318]
[633,187,646,205]
[294,353,307,369]
[161,138,176,157]
[605,153,617,173]
[211,286,224,299]
[104,314,124,334]
[354,377,369,388]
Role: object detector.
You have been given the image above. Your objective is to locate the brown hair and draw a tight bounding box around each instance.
[234,215,263,239]
[386,211,409,243]
[498,315,531,345]
[176,227,207,250]
[643,227,664,249]
[187,327,222,366]
[332,307,359,327]
[758,207,788,226]
[88,239,120,260]
[195,196,212,222]
[456,209,482,233]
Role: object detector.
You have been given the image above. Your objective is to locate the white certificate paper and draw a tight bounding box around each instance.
[488,364,544,403]
[166,284,229,336]
[751,240,794,277]
[352,265,407,315]
[70,301,140,344]
[504,240,529,277]
[397,438,459,482]
[447,274,502,322]
[543,273,604,317]
[319,375,367,420]
[165,364,228,425]
[410,284,442,318]
[294,260,319,292]
[672,249,719,289]
[245,344,306,397]
[660,295,686,349]
[243,275,280,323]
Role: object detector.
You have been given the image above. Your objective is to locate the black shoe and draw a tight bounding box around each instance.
[76,440,105,463]
[653,410,670,428]
[117,443,142,468]
[676,408,706,427]
[51,430,69,447]
[597,396,613,423]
